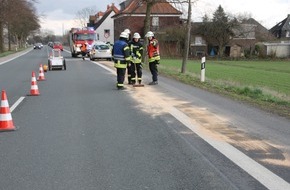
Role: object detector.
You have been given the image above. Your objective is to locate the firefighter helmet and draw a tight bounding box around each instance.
[133,32,141,39]
[124,28,131,34]
[145,31,154,37]
[120,31,129,39]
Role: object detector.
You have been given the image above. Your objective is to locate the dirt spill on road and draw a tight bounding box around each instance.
[99,61,290,168]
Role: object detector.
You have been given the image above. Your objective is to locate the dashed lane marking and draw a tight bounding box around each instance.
[10,97,25,112]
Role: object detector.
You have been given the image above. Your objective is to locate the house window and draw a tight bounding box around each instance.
[195,37,202,45]
[286,31,290,38]
[104,29,110,38]
[152,17,159,26]
[152,17,159,31]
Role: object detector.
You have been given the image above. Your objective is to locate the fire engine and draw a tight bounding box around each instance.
[69,27,96,57]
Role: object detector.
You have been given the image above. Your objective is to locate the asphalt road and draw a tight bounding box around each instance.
[0,46,289,190]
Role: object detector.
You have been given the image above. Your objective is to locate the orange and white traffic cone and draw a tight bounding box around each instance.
[30,71,40,96]
[37,64,46,81]
[0,90,16,132]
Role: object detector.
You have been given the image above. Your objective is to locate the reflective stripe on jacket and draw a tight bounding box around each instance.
[147,38,160,62]
[113,39,130,68]
[129,41,143,64]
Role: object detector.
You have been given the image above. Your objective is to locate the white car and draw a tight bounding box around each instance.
[89,41,112,61]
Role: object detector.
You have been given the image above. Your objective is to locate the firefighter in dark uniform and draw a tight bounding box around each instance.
[145,31,160,85]
[128,32,143,84]
[112,32,131,90]
[123,29,133,84]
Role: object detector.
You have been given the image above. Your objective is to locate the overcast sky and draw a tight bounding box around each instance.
[35,0,290,35]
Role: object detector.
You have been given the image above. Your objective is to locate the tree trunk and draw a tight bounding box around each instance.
[8,23,11,51]
[0,21,4,52]
[181,0,192,73]
[142,1,154,64]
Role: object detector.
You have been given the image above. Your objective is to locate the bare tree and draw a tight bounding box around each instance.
[0,0,7,52]
[180,0,192,73]
[142,0,159,63]
[75,7,96,27]
[0,0,40,51]
[8,0,40,48]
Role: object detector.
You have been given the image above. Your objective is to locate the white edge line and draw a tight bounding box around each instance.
[92,61,116,75]
[91,58,290,189]
[169,106,290,190]
[10,97,25,112]
[0,49,32,65]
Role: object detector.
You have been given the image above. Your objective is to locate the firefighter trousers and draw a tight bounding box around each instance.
[116,68,126,89]
[131,62,142,84]
[149,60,158,82]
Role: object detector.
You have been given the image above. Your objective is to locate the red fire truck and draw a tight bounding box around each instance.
[69,27,96,57]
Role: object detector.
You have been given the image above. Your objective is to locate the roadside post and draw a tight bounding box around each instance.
[201,56,206,82]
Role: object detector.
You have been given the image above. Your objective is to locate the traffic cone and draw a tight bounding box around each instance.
[30,71,40,96]
[0,90,16,131]
[37,64,46,81]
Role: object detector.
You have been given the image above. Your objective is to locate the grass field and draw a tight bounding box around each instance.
[158,59,290,118]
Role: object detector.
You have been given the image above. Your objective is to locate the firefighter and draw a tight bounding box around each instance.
[123,28,133,84]
[124,28,131,42]
[112,32,131,90]
[145,31,160,85]
[81,41,88,60]
[129,32,143,84]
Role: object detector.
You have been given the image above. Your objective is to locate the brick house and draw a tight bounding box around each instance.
[190,18,274,58]
[112,0,182,56]
[88,4,119,44]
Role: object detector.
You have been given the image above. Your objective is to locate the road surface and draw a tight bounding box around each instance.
[0,46,289,190]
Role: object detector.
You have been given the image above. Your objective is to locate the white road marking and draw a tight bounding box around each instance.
[92,61,116,75]
[10,97,25,112]
[0,49,32,65]
[87,62,290,189]
[170,107,290,190]
[94,62,290,190]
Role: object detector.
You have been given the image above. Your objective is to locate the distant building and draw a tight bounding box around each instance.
[112,0,182,56]
[88,4,119,44]
[190,18,274,58]
[269,14,290,39]
[262,15,290,58]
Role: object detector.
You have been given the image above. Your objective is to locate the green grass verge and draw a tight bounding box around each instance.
[0,48,27,58]
[155,58,290,119]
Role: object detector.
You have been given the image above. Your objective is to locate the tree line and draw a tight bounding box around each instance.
[0,0,40,53]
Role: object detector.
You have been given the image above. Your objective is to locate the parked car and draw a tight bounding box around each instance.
[48,42,53,48]
[53,41,63,51]
[33,43,43,49]
[89,41,112,61]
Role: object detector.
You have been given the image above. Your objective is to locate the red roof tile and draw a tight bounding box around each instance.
[115,0,182,17]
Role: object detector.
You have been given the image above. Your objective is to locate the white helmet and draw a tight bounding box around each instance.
[145,31,154,37]
[124,28,131,34]
[133,32,141,39]
[120,31,129,39]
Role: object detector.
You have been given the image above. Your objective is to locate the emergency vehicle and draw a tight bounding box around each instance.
[69,27,96,57]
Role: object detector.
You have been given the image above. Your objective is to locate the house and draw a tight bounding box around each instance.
[190,22,208,57]
[270,14,290,39]
[263,41,290,58]
[112,0,182,56]
[263,15,290,58]
[190,18,274,58]
[89,4,119,44]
